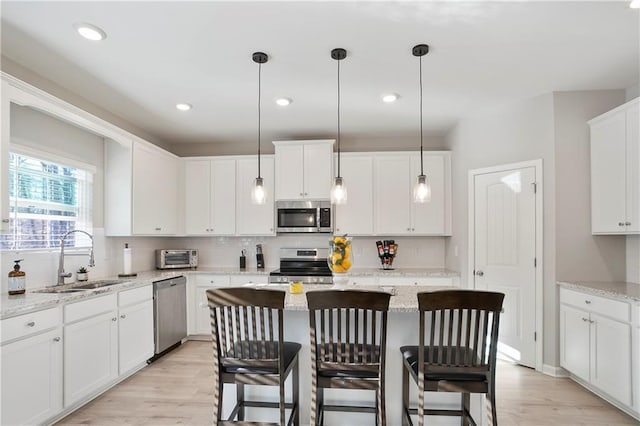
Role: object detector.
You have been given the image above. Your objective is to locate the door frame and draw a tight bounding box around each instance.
[467,159,543,372]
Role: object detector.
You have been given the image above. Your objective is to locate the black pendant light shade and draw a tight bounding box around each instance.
[413,44,432,203]
[330,48,348,205]
[251,51,268,205]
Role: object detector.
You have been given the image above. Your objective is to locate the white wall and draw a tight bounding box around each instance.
[628,236,640,284]
[553,91,627,282]
[444,90,627,368]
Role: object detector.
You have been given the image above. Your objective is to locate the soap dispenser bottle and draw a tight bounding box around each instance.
[8,259,26,295]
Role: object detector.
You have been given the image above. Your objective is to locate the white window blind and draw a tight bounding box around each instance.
[1,151,93,250]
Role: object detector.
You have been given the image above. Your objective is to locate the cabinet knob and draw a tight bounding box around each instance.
[1,219,9,223]
[406,227,411,231]
[112,317,118,322]
[53,337,61,342]
[300,193,304,196]
[625,222,631,226]
[585,300,591,304]
[619,222,625,226]
[26,321,35,327]
[475,270,484,277]
[412,228,415,231]
[155,227,161,231]
[120,314,126,319]
[582,317,589,322]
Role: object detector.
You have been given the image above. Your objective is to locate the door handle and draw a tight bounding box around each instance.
[475,270,484,277]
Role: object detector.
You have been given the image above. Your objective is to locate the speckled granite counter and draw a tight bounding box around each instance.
[1,270,186,319]
[557,281,640,302]
[1,267,461,319]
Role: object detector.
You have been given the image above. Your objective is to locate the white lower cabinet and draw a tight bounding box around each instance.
[118,287,154,375]
[64,307,119,407]
[560,288,634,413]
[1,309,63,426]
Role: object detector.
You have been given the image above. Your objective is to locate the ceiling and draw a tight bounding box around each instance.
[1,1,638,149]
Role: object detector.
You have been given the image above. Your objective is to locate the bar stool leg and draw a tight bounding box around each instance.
[293,359,300,425]
[236,383,245,420]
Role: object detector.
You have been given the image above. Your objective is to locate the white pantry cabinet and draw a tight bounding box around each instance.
[1,308,63,426]
[184,158,236,235]
[236,156,275,236]
[374,152,451,236]
[334,154,374,235]
[559,287,633,410]
[118,286,154,375]
[64,294,119,407]
[105,138,180,236]
[590,98,639,234]
[274,139,334,200]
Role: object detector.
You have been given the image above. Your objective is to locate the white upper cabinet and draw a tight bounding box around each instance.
[374,151,451,236]
[334,154,374,235]
[590,98,639,234]
[132,142,179,235]
[236,156,275,236]
[0,80,11,232]
[105,139,180,236]
[274,139,334,200]
[184,158,236,235]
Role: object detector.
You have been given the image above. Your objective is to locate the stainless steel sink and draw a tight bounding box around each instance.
[35,279,128,293]
[73,279,127,289]
[35,287,89,294]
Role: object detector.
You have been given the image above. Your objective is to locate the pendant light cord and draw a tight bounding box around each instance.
[337,57,341,178]
[257,61,262,179]
[419,53,424,176]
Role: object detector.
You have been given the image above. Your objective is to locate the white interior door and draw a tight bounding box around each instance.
[473,166,537,368]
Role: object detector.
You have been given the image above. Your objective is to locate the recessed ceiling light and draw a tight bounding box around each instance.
[176,103,192,111]
[382,93,399,103]
[73,22,107,41]
[275,97,292,107]
[631,0,640,8]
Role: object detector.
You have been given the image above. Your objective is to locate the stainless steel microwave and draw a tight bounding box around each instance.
[155,249,198,269]
[276,200,333,233]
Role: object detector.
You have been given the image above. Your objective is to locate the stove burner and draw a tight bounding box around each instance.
[268,247,333,284]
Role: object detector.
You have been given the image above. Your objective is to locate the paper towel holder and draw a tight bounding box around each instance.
[118,242,138,278]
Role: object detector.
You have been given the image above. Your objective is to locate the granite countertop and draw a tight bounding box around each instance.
[1,270,186,320]
[557,281,640,302]
[240,283,452,313]
[1,267,461,320]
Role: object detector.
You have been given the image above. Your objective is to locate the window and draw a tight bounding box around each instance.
[0,150,93,250]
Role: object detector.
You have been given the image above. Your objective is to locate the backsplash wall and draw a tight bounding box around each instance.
[1,233,447,292]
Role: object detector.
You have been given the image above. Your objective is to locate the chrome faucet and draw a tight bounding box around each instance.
[57,230,95,285]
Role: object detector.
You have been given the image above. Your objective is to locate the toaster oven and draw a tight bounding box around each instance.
[155,249,198,269]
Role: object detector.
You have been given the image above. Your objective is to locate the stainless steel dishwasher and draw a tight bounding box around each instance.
[152,275,187,358]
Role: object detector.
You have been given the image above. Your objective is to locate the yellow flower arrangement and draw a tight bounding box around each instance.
[328,234,352,273]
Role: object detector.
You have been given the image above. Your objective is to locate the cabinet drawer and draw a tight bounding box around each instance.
[65,294,117,324]
[560,288,630,322]
[1,307,61,344]
[229,275,267,285]
[194,274,230,287]
[118,285,152,307]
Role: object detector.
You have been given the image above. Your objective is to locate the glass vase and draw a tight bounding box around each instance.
[328,235,353,286]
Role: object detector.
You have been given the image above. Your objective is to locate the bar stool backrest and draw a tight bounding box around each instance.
[307,290,391,374]
[207,287,285,372]
[417,290,504,376]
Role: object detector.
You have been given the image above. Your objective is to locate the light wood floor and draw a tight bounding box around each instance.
[56,341,638,426]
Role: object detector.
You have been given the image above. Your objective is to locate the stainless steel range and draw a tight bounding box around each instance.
[268,247,333,284]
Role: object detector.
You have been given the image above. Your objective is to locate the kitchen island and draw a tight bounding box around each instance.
[216,283,483,426]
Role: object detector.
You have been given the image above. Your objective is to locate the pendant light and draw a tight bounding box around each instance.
[413,44,432,203]
[330,48,348,205]
[251,51,268,204]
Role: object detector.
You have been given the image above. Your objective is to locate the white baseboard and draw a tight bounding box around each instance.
[542,364,569,377]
